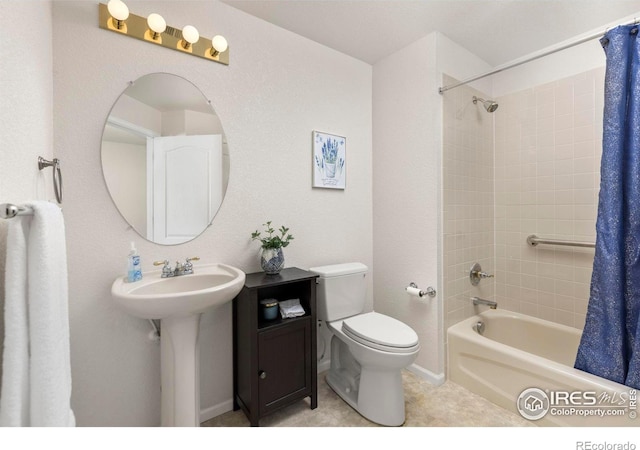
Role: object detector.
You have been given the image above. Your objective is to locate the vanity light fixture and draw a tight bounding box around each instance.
[107,0,129,31]
[180,25,199,51]
[210,35,228,57]
[146,13,166,42]
[99,2,229,65]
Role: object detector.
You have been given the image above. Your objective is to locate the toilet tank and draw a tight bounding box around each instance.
[309,263,368,322]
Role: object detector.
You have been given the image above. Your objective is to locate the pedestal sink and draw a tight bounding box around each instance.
[111,263,245,427]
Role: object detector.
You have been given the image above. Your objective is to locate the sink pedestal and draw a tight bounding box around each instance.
[160,314,202,427]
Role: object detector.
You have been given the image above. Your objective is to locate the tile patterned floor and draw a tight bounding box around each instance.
[202,370,533,427]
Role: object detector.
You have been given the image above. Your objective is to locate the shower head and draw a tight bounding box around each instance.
[473,96,499,113]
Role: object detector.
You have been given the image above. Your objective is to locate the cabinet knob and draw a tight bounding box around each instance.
[259,370,267,379]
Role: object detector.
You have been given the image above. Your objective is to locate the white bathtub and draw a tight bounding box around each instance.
[448,309,638,427]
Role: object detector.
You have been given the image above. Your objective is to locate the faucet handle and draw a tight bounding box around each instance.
[469,262,494,286]
[154,260,173,277]
[184,257,199,274]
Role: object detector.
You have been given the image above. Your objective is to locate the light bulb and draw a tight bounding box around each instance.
[211,35,228,56]
[182,25,200,48]
[147,13,166,34]
[107,0,129,21]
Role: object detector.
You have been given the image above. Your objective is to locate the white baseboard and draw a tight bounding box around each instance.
[407,363,445,386]
[317,358,331,373]
[200,399,234,424]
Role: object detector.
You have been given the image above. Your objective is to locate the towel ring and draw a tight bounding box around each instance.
[38,156,63,204]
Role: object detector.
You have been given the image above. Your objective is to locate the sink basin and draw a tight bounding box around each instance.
[111,263,246,319]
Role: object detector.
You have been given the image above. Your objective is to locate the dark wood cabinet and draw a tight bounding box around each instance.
[233,267,318,426]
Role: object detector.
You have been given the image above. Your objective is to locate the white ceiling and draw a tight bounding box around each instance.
[221,0,640,66]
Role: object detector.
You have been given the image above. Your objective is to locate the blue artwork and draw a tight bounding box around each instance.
[313,131,346,189]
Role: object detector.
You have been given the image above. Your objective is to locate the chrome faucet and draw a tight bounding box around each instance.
[174,261,185,276]
[154,257,200,278]
[471,296,497,309]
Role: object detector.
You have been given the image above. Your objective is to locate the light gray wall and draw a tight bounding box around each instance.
[52,1,372,425]
[372,33,442,380]
[372,32,492,382]
[0,2,54,205]
[0,0,55,392]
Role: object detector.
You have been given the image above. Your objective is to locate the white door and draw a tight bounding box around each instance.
[148,135,223,244]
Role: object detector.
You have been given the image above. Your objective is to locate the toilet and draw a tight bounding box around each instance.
[309,262,420,426]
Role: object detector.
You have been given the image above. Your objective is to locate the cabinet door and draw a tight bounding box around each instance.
[258,318,311,415]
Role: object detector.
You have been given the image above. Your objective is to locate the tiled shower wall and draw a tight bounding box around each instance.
[443,67,604,335]
[442,74,495,332]
[494,67,604,330]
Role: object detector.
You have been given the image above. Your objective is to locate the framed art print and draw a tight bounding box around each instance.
[312,130,346,189]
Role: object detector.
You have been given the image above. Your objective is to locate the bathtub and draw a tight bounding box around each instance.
[448,309,637,427]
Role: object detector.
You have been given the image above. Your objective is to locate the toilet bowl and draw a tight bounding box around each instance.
[309,263,420,426]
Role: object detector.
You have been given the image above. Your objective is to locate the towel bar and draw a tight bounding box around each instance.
[38,156,63,204]
[0,203,34,219]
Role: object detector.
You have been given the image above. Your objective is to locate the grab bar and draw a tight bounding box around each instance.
[1,203,34,219]
[527,234,595,249]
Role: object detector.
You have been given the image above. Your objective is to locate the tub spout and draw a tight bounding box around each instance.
[471,297,497,309]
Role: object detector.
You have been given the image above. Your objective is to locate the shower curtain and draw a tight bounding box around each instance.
[575,24,640,389]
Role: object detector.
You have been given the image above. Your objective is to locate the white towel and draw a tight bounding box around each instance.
[279,298,306,319]
[0,201,75,427]
[0,209,30,426]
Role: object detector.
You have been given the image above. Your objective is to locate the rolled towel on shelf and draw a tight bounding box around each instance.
[279,298,306,319]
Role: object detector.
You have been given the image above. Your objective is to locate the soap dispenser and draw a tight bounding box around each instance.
[127,241,142,282]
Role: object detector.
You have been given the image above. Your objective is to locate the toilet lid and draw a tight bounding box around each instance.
[342,312,419,353]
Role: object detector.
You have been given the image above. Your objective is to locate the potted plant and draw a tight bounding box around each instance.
[251,221,294,275]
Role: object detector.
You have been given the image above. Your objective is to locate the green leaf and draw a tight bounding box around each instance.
[250,221,294,249]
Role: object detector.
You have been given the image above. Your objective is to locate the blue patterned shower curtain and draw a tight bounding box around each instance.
[575,25,640,388]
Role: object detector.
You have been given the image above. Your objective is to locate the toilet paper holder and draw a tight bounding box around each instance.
[407,282,436,298]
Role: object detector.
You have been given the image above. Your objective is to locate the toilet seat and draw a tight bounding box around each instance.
[342,312,419,353]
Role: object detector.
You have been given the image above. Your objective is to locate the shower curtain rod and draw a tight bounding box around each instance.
[438,17,639,94]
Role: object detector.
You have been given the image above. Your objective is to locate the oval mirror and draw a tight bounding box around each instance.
[101,73,229,245]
